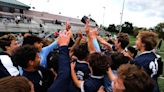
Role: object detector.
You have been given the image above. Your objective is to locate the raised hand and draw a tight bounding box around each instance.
[122,51,133,60]
[57,31,71,46]
[66,21,71,31]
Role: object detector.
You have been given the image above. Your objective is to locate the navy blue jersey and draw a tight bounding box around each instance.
[80,75,103,92]
[48,46,71,92]
[23,66,54,92]
[67,60,91,92]
[75,60,90,80]
[133,51,159,80]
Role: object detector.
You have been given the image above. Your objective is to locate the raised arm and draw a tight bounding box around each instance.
[92,33,101,52]
[48,31,71,92]
[97,36,112,51]
[70,62,83,88]
[69,30,82,57]
[40,40,58,65]
[88,35,96,53]
[106,68,125,92]
[85,19,101,53]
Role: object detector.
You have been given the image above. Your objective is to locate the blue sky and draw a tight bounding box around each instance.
[18,0,164,28]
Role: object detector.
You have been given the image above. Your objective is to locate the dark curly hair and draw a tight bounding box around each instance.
[12,45,38,68]
[87,52,111,76]
[74,43,89,60]
[110,52,129,70]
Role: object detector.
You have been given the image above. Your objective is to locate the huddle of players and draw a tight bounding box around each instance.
[0,20,163,92]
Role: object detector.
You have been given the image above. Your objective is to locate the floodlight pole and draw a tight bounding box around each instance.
[102,6,106,26]
[119,0,125,33]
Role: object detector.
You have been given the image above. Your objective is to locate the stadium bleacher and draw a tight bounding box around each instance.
[0,0,97,34]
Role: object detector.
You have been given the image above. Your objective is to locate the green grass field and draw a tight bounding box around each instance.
[129,35,164,92]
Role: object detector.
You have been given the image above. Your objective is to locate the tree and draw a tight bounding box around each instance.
[121,22,134,34]
[107,24,118,32]
[154,23,164,39]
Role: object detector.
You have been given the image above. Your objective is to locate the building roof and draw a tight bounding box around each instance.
[0,0,30,8]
